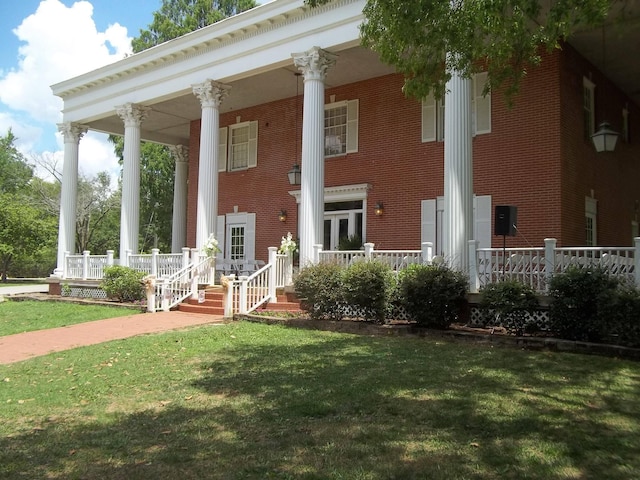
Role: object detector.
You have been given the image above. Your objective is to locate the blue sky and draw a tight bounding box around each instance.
[0,0,162,181]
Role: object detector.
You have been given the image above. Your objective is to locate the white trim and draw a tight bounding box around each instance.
[289,183,371,203]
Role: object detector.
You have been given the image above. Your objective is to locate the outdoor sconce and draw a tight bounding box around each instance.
[279,210,287,222]
[374,202,384,216]
[591,122,619,153]
[287,164,301,185]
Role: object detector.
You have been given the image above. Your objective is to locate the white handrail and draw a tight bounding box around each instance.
[149,256,211,312]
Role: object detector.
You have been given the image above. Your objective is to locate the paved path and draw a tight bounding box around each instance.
[0,311,226,365]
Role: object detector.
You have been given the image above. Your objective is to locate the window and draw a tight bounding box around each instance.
[585,196,597,246]
[324,99,358,157]
[583,77,595,141]
[229,225,245,260]
[422,72,491,142]
[219,121,258,172]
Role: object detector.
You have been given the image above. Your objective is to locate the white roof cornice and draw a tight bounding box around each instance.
[51,0,362,99]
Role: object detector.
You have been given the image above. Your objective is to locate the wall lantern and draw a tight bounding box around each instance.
[374,202,384,216]
[591,24,619,153]
[279,210,287,222]
[591,122,619,153]
[287,72,303,185]
[287,164,301,185]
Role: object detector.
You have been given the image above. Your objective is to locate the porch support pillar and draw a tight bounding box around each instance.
[116,103,150,261]
[192,80,229,251]
[169,145,189,253]
[53,122,87,277]
[443,68,473,271]
[293,47,337,267]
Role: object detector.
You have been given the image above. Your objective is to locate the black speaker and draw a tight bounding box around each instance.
[495,205,517,236]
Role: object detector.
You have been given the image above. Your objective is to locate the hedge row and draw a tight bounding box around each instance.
[294,262,640,348]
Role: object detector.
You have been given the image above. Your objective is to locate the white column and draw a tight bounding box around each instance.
[169,145,189,252]
[292,47,337,267]
[53,122,87,277]
[443,69,473,271]
[192,80,229,250]
[116,103,150,261]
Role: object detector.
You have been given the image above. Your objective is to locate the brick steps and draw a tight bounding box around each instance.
[178,287,302,316]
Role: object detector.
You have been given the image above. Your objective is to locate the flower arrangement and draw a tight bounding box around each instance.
[279,232,297,254]
[203,234,221,257]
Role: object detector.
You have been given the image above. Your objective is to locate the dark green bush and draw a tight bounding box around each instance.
[600,284,640,348]
[397,264,467,329]
[101,265,145,303]
[548,266,619,342]
[343,260,395,323]
[479,280,540,335]
[293,262,345,321]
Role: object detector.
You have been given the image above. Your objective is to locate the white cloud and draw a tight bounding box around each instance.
[0,0,132,180]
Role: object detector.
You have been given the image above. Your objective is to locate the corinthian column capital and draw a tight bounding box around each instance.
[169,144,189,164]
[116,103,151,128]
[57,122,88,144]
[292,46,337,81]
[192,80,230,109]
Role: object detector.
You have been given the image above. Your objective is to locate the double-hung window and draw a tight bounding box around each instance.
[324,99,359,157]
[422,72,491,142]
[219,121,258,172]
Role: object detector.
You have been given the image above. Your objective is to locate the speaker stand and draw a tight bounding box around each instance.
[502,234,507,279]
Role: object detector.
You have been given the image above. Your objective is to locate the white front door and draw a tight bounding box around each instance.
[324,213,350,250]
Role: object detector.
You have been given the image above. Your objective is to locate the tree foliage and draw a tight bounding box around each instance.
[307,0,609,102]
[0,129,33,194]
[133,0,257,52]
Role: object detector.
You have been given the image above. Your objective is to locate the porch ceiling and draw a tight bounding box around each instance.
[86,46,394,146]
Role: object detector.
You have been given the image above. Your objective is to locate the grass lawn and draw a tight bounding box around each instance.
[0,319,639,479]
[0,300,140,336]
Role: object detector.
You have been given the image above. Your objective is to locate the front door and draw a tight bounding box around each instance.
[324,213,350,250]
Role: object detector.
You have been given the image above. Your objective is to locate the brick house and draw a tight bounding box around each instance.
[51,0,640,277]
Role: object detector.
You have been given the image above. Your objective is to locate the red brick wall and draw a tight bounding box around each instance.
[186,46,640,260]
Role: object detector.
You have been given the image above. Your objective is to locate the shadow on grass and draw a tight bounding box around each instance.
[1,328,639,479]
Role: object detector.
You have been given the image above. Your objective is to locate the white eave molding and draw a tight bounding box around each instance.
[51,0,364,99]
[289,183,371,203]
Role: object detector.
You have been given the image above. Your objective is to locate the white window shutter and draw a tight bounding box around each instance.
[245,213,256,261]
[473,195,492,248]
[473,72,491,135]
[422,95,436,142]
[421,199,437,246]
[218,127,228,172]
[216,215,226,260]
[346,99,359,153]
[247,121,258,168]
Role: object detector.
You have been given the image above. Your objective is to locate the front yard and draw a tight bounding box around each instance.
[0,317,638,479]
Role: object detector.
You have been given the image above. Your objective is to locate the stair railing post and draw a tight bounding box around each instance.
[182,247,190,270]
[544,238,557,292]
[268,247,278,302]
[161,280,170,312]
[190,248,199,300]
[106,250,114,267]
[125,249,132,268]
[313,244,322,265]
[468,240,479,293]
[224,274,236,318]
[82,250,90,280]
[421,242,433,264]
[239,276,249,315]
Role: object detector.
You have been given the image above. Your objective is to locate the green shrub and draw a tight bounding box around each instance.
[101,266,145,303]
[548,266,619,342]
[479,280,540,335]
[397,264,467,329]
[600,284,640,348]
[293,262,345,321]
[343,260,395,323]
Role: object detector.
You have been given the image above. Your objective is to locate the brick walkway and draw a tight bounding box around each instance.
[0,311,225,365]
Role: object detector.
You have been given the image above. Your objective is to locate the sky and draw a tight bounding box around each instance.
[0,0,265,184]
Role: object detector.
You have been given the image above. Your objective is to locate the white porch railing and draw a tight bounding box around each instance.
[315,242,433,270]
[469,237,640,293]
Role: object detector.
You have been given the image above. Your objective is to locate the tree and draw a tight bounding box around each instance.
[306,0,610,102]
[0,129,33,194]
[0,194,55,281]
[133,0,257,52]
